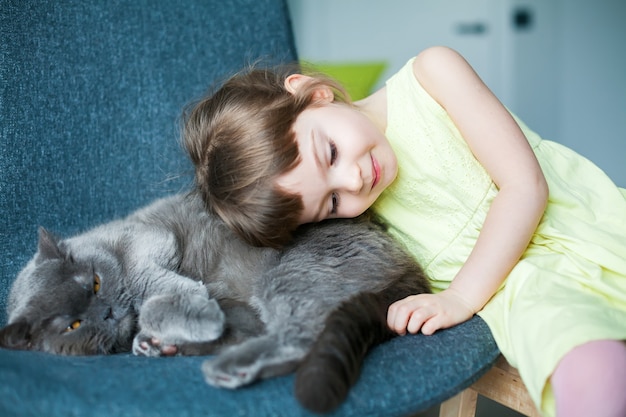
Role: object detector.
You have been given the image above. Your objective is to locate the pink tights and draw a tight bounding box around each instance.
[551,339,626,417]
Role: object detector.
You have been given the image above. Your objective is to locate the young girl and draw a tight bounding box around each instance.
[184,46,626,417]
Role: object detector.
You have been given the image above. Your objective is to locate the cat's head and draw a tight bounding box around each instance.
[0,228,137,355]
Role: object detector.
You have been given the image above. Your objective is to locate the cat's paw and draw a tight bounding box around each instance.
[201,337,301,388]
[133,293,225,357]
[202,356,259,388]
[132,334,178,357]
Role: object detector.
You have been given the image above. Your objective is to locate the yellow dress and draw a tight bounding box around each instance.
[372,59,626,416]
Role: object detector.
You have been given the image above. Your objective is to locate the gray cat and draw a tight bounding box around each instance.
[0,192,430,413]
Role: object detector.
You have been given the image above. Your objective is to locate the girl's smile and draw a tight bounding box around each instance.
[371,154,381,189]
[276,100,397,224]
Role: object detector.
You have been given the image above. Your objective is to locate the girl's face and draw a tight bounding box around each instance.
[277,102,397,224]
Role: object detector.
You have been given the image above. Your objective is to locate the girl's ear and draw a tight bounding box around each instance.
[284,74,334,102]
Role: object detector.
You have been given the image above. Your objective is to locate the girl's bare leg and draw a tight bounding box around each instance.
[551,339,626,417]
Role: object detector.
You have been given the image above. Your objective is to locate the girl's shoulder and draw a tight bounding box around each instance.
[354,46,465,134]
[411,46,479,109]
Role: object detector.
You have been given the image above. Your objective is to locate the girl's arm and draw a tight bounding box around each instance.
[387,46,549,336]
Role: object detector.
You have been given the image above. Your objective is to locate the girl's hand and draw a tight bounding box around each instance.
[387,288,475,336]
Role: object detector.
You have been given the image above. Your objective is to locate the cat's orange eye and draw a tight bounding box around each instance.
[93,273,101,294]
[66,320,82,332]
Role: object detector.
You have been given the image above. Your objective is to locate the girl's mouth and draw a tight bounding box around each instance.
[371,154,380,190]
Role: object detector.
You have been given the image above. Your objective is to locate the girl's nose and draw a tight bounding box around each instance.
[342,164,363,194]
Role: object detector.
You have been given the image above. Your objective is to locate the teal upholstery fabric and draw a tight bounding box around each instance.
[0,0,296,318]
[0,317,497,417]
[0,1,499,416]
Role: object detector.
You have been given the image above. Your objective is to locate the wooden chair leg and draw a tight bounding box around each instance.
[439,356,542,417]
[439,388,478,417]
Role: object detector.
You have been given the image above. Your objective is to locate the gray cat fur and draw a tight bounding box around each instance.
[2,192,429,389]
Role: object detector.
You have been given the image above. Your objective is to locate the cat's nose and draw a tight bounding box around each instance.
[103,307,114,320]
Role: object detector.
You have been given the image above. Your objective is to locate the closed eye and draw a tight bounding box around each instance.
[329,140,337,165]
[330,192,340,215]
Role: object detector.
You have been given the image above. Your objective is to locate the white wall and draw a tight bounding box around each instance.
[288,0,509,100]
[555,0,626,187]
[287,0,626,187]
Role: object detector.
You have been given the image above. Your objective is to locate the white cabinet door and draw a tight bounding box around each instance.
[288,0,509,101]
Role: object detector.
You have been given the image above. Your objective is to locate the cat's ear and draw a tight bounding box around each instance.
[0,320,33,350]
[36,227,65,263]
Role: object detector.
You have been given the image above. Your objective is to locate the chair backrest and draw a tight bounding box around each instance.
[0,0,297,324]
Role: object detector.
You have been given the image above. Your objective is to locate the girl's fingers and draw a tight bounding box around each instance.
[388,295,434,335]
[387,298,406,334]
[406,310,428,334]
[387,301,408,335]
[388,290,476,336]
[420,315,443,336]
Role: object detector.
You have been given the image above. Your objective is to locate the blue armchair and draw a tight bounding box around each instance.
[0,1,499,416]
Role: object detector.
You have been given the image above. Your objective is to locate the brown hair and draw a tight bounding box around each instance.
[183,64,349,248]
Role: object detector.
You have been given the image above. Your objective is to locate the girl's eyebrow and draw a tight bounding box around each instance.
[310,129,323,171]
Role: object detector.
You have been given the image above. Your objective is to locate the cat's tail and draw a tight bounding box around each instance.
[294,277,427,413]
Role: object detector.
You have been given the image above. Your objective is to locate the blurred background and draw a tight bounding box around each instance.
[286,1,625,415]
[287,0,626,190]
